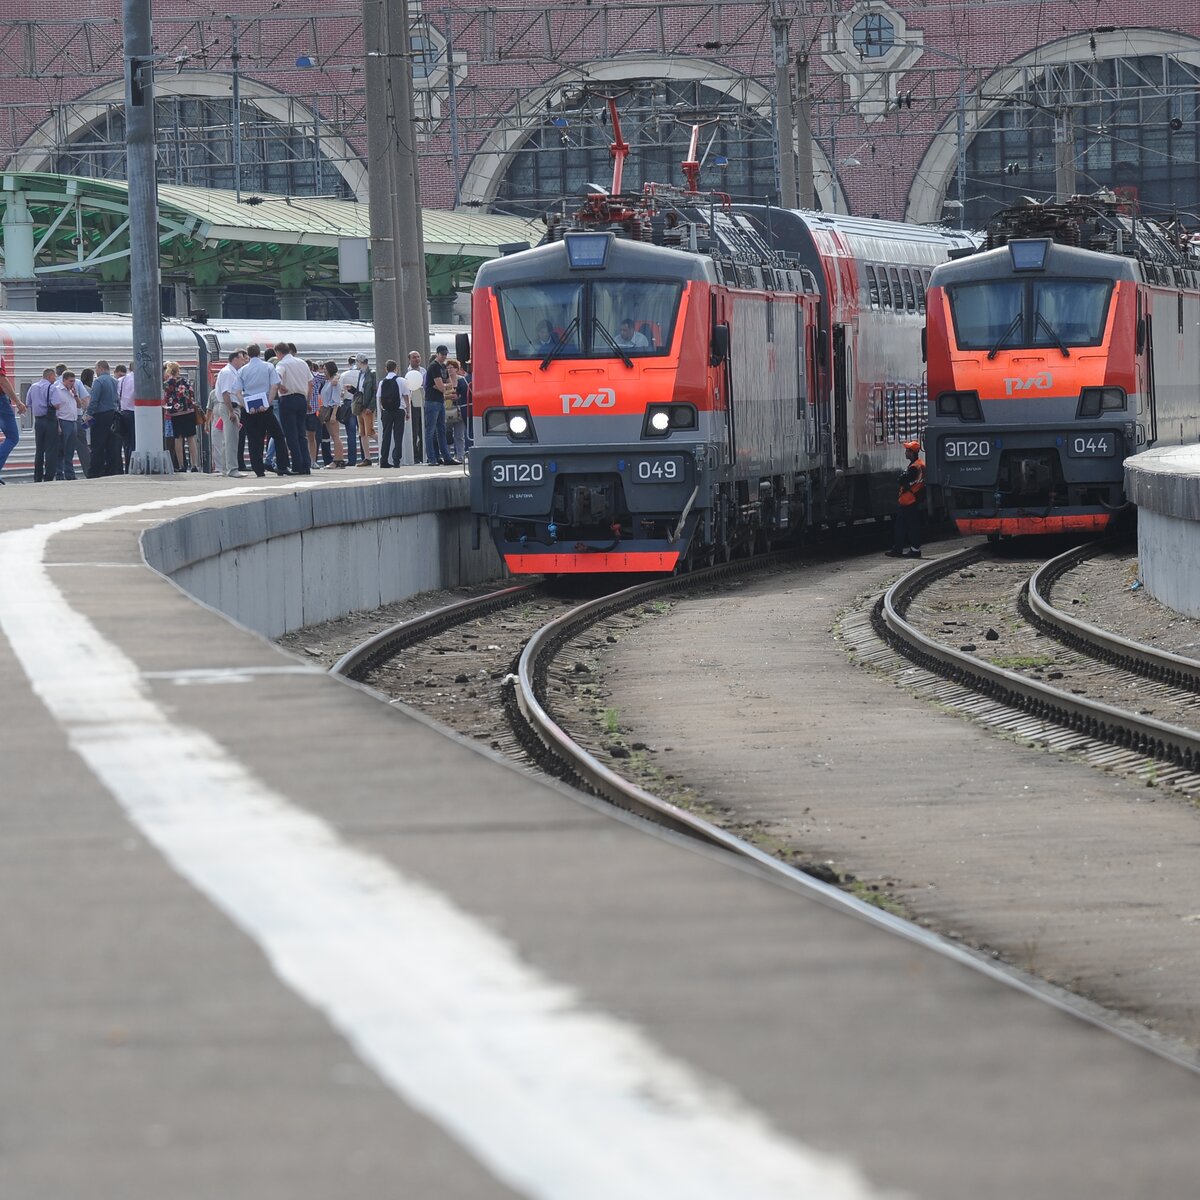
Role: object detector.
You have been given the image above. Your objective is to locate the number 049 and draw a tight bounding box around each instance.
[636,459,679,481]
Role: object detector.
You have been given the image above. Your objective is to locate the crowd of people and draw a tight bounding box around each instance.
[210,341,472,477]
[0,343,473,482]
[0,357,133,483]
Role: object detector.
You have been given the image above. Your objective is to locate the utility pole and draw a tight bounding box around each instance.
[795,51,815,209]
[123,0,173,474]
[229,17,242,203]
[388,0,430,361]
[956,70,967,229]
[772,17,798,209]
[1054,106,1077,201]
[363,0,400,376]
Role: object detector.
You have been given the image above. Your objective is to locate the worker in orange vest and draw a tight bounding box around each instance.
[885,440,926,558]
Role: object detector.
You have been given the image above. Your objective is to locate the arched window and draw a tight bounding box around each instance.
[51,97,353,198]
[492,80,784,218]
[962,53,1200,228]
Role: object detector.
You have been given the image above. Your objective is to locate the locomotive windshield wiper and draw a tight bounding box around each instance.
[539,316,580,371]
[591,318,633,368]
[1034,311,1071,357]
[986,311,1023,360]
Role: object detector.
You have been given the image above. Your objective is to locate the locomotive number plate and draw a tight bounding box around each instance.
[943,438,991,460]
[1066,434,1116,458]
[633,456,686,483]
[491,460,546,486]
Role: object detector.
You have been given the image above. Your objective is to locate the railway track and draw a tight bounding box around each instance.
[859,541,1200,791]
[332,554,804,849]
[328,544,1200,1073]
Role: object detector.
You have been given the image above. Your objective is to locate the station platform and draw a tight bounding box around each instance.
[4,469,1200,1200]
[1126,445,1200,617]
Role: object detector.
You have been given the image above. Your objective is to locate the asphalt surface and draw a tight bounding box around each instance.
[4,480,1200,1200]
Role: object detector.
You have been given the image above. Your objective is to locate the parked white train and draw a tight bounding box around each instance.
[0,310,468,407]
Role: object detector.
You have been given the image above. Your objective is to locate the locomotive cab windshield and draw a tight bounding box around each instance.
[947,277,1113,353]
[497,279,681,361]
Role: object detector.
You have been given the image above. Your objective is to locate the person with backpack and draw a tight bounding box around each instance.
[376,359,411,469]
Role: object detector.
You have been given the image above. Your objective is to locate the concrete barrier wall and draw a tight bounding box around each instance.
[141,477,503,638]
[1134,510,1200,619]
[1125,447,1200,620]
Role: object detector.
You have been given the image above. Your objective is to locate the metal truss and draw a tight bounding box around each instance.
[0,4,1197,215]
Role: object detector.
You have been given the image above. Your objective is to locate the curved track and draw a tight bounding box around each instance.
[328,549,1200,1073]
[876,542,1200,775]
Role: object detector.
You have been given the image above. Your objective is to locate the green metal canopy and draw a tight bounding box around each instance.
[0,171,541,298]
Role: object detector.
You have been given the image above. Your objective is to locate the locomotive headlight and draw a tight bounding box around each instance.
[936,391,982,421]
[483,406,536,441]
[643,403,698,438]
[1077,387,1126,418]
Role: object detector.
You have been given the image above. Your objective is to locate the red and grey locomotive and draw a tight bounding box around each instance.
[923,196,1200,536]
[467,99,977,573]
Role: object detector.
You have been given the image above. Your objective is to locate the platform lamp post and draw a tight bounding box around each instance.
[123,0,174,474]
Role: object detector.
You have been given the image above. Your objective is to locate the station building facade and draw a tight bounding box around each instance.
[2,1,1198,313]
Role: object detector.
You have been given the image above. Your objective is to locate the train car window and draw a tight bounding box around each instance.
[873,386,885,441]
[866,265,880,308]
[902,387,922,441]
[589,280,680,358]
[497,282,584,359]
[1031,280,1112,348]
[901,270,917,312]
[885,387,897,441]
[888,268,904,313]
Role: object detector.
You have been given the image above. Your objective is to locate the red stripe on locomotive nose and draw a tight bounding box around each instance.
[956,514,1112,535]
[504,551,681,574]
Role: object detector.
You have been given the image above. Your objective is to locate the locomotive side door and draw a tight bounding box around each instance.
[1144,312,1158,446]
[832,324,850,470]
[719,294,736,465]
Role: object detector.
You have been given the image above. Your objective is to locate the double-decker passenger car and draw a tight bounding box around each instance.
[467,98,977,574]
[924,197,1200,536]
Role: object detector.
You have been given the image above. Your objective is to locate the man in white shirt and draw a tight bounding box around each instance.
[237,343,287,477]
[212,349,246,477]
[274,341,312,475]
[115,365,136,472]
[616,318,651,349]
[405,350,426,463]
[49,370,84,480]
[27,368,59,482]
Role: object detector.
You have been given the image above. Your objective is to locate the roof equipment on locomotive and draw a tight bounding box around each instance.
[468,92,977,574]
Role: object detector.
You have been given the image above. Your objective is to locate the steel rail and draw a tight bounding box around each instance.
[331,584,534,681]
[878,548,1200,771]
[327,547,1200,1075]
[513,553,806,848]
[1026,543,1200,692]
[511,546,1200,1074]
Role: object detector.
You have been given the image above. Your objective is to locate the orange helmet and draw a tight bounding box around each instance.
[903,440,921,454]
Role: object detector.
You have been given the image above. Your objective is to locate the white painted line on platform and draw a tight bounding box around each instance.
[142,665,327,684]
[0,485,898,1200]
